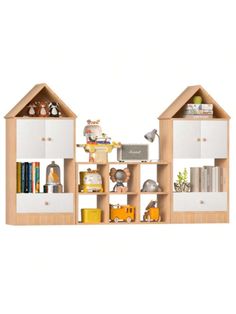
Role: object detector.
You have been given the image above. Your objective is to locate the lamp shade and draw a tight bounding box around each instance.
[144,129,158,142]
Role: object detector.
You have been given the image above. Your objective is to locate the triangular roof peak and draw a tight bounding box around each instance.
[159,85,230,119]
[5,83,77,118]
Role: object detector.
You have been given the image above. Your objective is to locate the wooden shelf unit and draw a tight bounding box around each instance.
[5,84,77,225]
[159,85,230,223]
[5,84,230,225]
[76,161,170,224]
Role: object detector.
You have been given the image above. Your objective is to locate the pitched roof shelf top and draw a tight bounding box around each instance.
[159,85,230,120]
[5,83,77,119]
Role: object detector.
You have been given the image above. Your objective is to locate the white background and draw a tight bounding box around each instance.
[0,0,236,313]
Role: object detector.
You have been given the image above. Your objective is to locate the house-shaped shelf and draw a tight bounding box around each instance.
[159,85,230,119]
[5,83,77,119]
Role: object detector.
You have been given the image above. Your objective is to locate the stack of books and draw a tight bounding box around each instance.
[16,162,40,193]
[190,166,226,192]
[183,104,213,118]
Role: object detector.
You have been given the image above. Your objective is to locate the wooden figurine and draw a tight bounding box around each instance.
[109,167,131,192]
[38,101,49,117]
[48,102,61,117]
[27,102,37,117]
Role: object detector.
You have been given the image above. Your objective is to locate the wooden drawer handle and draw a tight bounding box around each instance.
[47,137,52,141]
[41,137,46,141]
[200,200,204,204]
[44,201,49,205]
[202,138,207,142]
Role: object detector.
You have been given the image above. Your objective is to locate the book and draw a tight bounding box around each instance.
[21,163,25,193]
[32,162,36,193]
[28,163,32,193]
[190,167,200,192]
[204,166,214,192]
[35,162,40,193]
[16,162,21,193]
[24,162,29,193]
[220,168,227,192]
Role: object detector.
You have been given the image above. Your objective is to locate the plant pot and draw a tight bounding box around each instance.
[174,182,191,192]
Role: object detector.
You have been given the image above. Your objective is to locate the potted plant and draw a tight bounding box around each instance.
[174,168,191,192]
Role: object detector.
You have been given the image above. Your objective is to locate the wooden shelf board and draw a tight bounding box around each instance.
[77,162,107,165]
[140,192,169,195]
[77,221,166,225]
[109,192,137,195]
[78,192,107,195]
[76,161,169,165]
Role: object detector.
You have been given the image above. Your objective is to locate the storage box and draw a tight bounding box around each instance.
[81,208,102,223]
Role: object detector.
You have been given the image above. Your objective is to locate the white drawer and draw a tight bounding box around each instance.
[173,192,227,212]
[17,193,74,213]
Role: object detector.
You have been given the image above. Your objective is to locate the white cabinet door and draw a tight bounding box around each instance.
[173,121,201,158]
[201,121,227,158]
[45,120,74,158]
[17,120,45,158]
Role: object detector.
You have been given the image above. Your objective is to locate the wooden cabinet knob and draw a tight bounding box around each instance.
[200,200,204,204]
[44,201,49,205]
[202,138,207,142]
[197,138,201,142]
[41,137,46,141]
[47,137,52,141]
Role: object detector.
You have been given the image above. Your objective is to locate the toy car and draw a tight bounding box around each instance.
[110,204,135,223]
[143,200,161,222]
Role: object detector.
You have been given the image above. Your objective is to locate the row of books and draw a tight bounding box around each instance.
[16,162,40,193]
[190,166,226,192]
[183,103,213,118]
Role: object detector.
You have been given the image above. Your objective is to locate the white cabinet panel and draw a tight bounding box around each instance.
[173,192,227,212]
[45,120,74,158]
[17,193,74,213]
[201,121,227,158]
[173,121,201,158]
[17,120,45,158]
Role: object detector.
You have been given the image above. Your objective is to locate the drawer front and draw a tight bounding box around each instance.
[17,193,74,213]
[173,192,227,212]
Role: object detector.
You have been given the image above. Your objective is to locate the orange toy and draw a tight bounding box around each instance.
[143,200,161,222]
[110,204,135,223]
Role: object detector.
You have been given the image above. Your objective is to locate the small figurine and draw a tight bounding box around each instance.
[27,102,38,117]
[109,167,131,192]
[83,119,102,144]
[110,204,135,223]
[141,179,162,192]
[38,101,49,117]
[48,102,61,117]
[143,200,161,222]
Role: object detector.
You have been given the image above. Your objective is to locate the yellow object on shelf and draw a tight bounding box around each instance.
[81,208,102,223]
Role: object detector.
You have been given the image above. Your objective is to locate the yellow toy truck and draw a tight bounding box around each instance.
[110,204,135,223]
[143,200,161,222]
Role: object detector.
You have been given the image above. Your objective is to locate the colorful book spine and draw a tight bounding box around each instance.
[21,163,25,193]
[16,162,21,193]
[24,162,29,193]
[32,162,36,193]
[35,162,40,193]
[28,163,32,193]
